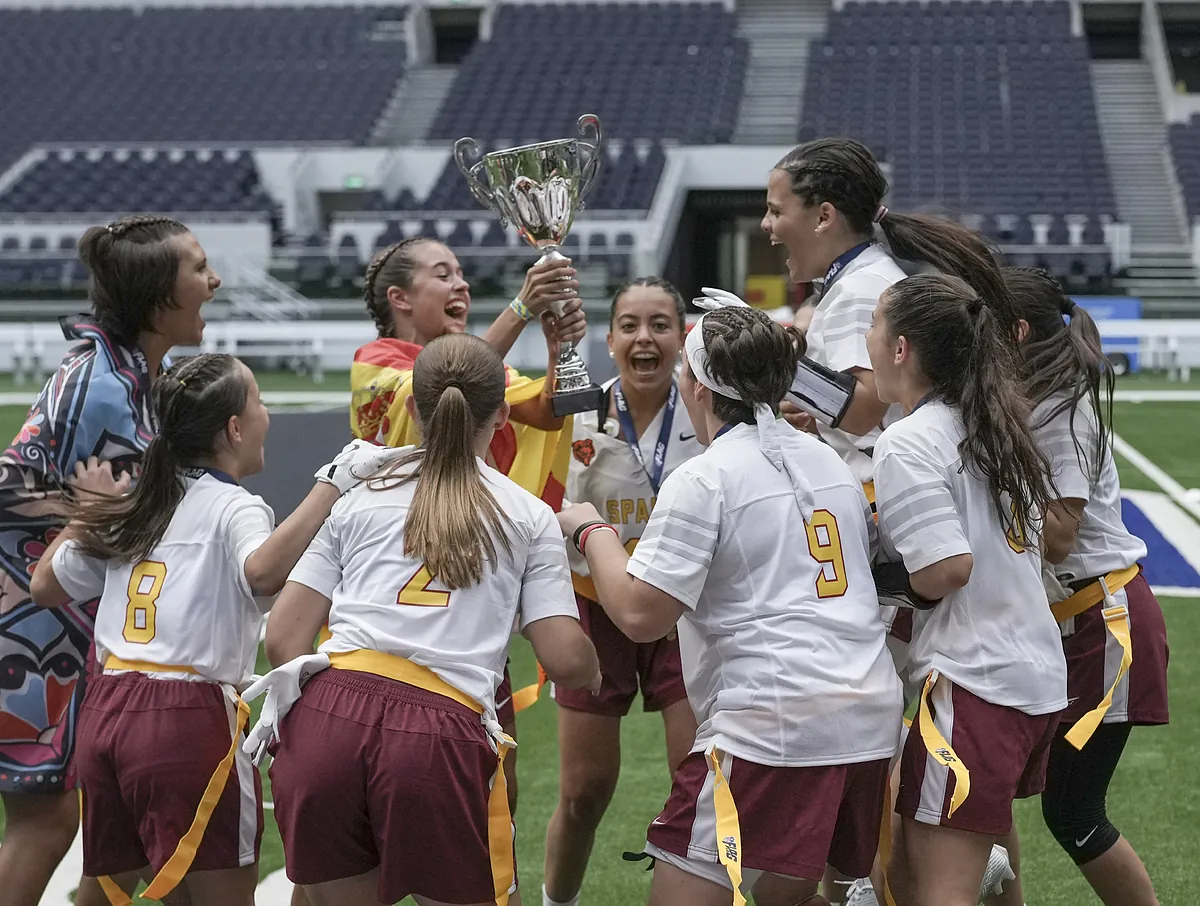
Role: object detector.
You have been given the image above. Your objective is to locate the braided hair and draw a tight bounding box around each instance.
[774,138,1018,338]
[78,214,191,341]
[364,237,438,338]
[698,306,806,425]
[70,353,250,563]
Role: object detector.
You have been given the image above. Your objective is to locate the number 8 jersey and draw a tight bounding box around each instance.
[50,470,275,686]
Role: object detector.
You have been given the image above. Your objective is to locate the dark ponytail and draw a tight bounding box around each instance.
[698,306,805,424]
[71,354,250,563]
[78,214,191,342]
[882,274,1056,538]
[774,138,1018,338]
[1005,267,1112,481]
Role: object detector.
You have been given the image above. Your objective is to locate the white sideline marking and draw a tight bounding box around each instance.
[0,387,1196,409]
[2,833,295,905]
[1112,433,1200,523]
[1123,489,1200,576]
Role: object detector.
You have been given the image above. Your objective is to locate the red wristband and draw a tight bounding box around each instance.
[578,522,618,555]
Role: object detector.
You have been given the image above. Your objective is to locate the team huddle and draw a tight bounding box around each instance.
[1,137,1168,906]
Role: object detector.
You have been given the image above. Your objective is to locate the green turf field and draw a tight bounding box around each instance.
[0,370,1197,905]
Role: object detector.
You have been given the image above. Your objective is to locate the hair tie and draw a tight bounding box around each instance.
[873,205,889,223]
[1059,299,1075,316]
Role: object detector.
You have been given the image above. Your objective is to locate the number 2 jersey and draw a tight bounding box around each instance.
[289,449,580,720]
[627,422,904,767]
[565,381,704,597]
[49,470,275,686]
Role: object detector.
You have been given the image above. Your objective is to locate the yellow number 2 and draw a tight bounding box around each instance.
[1006,500,1028,554]
[397,564,450,607]
[123,560,167,644]
[805,509,848,598]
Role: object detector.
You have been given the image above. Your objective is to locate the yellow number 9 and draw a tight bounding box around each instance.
[805,509,848,598]
[123,560,167,644]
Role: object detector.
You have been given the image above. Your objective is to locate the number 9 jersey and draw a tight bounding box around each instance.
[50,470,275,686]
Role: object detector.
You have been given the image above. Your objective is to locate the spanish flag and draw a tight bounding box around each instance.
[349,337,572,513]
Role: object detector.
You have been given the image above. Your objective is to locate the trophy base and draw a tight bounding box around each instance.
[552,384,605,418]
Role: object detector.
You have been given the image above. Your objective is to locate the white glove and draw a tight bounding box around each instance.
[692,287,751,311]
[241,652,331,766]
[1042,563,1071,605]
[315,439,407,494]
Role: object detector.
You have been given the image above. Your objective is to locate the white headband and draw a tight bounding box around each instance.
[686,290,814,519]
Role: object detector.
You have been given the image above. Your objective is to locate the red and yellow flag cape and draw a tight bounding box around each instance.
[349,337,572,511]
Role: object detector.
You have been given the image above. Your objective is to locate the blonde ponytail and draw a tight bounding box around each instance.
[370,333,513,589]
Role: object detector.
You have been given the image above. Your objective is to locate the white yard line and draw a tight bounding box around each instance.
[1112,433,1200,523]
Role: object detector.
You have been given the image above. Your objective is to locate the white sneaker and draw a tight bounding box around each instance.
[978,844,1016,903]
[845,877,880,906]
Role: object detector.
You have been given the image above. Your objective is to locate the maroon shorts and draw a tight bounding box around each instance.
[269,668,513,904]
[647,751,890,881]
[897,676,1060,836]
[553,594,687,716]
[496,659,516,727]
[1061,571,1169,726]
[75,672,263,877]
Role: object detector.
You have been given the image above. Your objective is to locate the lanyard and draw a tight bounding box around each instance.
[182,467,239,485]
[821,242,873,294]
[910,392,938,415]
[613,379,676,494]
[713,423,737,440]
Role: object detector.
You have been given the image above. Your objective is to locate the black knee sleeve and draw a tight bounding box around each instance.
[1041,723,1131,866]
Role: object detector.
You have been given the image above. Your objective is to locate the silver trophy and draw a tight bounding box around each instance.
[454,114,605,417]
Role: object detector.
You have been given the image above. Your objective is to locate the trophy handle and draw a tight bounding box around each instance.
[453,137,507,227]
[575,114,603,207]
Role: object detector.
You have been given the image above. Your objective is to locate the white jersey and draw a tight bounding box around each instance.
[806,244,907,483]
[874,401,1068,715]
[1031,393,1146,584]
[289,449,579,720]
[50,471,274,686]
[566,379,703,588]
[627,422,904,768]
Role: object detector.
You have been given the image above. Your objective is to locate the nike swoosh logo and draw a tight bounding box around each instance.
[1075,827,1098,847]
[679,433,696,441]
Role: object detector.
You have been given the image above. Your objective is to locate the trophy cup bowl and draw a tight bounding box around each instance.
[454,114,605,417]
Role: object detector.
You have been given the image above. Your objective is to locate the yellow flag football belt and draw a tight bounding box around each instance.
[1050,565,1138,750]
[92,657,250,906]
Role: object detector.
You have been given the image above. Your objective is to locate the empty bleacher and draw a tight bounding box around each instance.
[0,5,409,174]
[427,2,748,144]
[802,0,1118,283]
[1171,116,1200,221]
[0,149,274,215]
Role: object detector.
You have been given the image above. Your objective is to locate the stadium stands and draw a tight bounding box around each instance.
[0,149,275,215]
[803,0,1117,267]
[427,2,748,144]
[0,5,409,173]
[1171,116,1200,221]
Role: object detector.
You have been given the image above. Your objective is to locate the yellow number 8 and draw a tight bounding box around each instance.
[805,509,848,598]
[123,560,167,644]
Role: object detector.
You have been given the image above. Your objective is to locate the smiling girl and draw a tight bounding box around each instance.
[0,215,221,906]
[866,274,1067,906]
[29,354,375,906]
[542,278,701,906]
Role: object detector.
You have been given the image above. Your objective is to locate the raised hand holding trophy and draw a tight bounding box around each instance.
[454,114,605,417]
